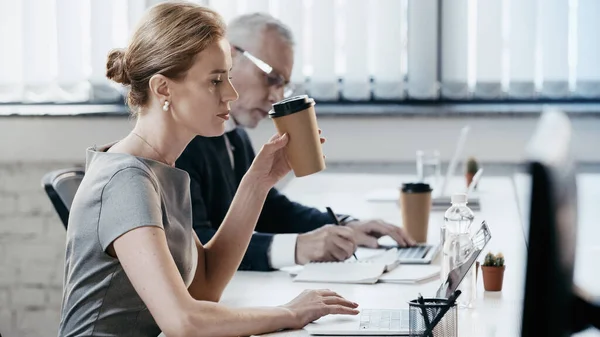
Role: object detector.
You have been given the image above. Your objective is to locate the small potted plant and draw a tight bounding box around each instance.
[465,157,479,188]
[481,252,505,291]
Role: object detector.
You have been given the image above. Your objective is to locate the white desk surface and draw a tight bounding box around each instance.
[219,173,537,337]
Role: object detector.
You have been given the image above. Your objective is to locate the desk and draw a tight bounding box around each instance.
[220,173,527,336]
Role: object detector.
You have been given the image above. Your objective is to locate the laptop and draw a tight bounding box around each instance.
[305,221,491,336]
[429,125,482,209]
[379,243,440,265]
[365,125,482,211]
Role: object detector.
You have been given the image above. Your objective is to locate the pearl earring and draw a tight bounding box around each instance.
[162,101,170,111]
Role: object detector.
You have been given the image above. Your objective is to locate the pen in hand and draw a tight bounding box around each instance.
[325,206,359,261]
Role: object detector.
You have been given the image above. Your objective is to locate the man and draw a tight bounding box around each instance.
[175,13,415,271]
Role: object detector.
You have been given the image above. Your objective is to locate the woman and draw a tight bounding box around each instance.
[58,2,358,337]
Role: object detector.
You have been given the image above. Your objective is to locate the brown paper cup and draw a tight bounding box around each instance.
[399,183,433,243]
[269,95,325,177]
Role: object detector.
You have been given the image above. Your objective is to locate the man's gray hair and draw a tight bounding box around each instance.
[227,13,294,50]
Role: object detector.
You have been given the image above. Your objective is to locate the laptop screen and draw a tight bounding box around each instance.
[435,221,492,299]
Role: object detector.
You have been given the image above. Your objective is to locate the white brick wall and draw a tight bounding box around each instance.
[11,286,46,308]
[0,263,18,288]
[44,218,67,243]
[0,309,15,336]
[45,287,63,308]
[18,263,57,287]
[17,192,56,216]
[0,164,54,193]
[0,194,17,216]
[5,241,61,265]
[1,216,46,239]
[0,163,71,337]
[15,308,60,337]
[0,288,9,307]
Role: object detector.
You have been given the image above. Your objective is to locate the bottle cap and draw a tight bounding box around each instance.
[451,193,468,204]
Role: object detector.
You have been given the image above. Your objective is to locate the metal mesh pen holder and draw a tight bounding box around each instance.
[408,298,458,337]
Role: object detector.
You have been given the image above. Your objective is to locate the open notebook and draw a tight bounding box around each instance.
[378,264,440,284]
[292,249,401,284]
[287,248,441,284]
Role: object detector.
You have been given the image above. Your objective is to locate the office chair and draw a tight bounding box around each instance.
[41,167,84,229]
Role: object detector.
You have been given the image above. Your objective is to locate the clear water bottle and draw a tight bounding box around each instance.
[441,193,476,308]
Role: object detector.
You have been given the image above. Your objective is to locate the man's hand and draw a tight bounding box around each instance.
[295,225,357,265]
[345,219,416,248]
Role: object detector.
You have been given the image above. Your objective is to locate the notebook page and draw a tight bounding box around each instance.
[293,262,386,284]
[378,265,441,283]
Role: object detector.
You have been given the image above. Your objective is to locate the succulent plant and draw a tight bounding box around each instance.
[482,252,505,267]
[483,252,495,266]
[466,157,479,174]
[496,253,505,266]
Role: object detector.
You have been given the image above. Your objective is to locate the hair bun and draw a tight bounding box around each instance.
[106,49,131,85]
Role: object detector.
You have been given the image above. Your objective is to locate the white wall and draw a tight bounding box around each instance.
[0,162,66,337]
[2,115,600,164]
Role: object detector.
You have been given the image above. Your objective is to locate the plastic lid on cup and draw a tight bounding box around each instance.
[401,182,433,193]
[451,193,468,204]
[269,95,315,118]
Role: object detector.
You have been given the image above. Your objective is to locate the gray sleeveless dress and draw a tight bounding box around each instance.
[58,146,198,337]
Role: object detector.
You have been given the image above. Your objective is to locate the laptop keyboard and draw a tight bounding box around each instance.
[397,245,430,259]
[359,309,409,331]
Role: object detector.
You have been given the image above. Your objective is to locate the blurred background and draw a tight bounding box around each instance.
[0,0,599,336]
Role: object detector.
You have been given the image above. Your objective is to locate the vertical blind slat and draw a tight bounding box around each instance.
[475,0,503,98]
[441,0,469,98]
[0,1,24,102]
[343,0,370,100]
[407,0,438,99]
[309,0,338,100]
[540,0,569,97]
[508,0,537,98]
[576,0,600,97]
[371,0,404,99]
[272,0,305,92]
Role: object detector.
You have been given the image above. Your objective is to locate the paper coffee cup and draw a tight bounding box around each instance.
[400,183,433,243]
[269,95,325,177]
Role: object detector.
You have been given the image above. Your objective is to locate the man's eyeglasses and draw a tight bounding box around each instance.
[233,45,295,98]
